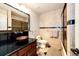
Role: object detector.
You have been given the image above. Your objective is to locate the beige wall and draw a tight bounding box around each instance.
[40,9,63,27]
[29,10,40,38]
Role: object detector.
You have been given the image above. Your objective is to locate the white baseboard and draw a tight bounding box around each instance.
[60,40,67,56]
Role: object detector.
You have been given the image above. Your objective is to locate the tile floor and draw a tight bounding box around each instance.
[37,38,62,56]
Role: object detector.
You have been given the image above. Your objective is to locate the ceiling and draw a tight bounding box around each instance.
[19,3,64,15]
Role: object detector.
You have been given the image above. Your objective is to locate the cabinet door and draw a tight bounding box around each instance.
[18,47,29,56]
[31,42,37,56]
[0,7,7,30]
[28,48,37,56]
[28,41,37,56]
[18,48,26,56]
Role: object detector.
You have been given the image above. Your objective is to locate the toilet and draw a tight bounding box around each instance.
[36,35,49,56]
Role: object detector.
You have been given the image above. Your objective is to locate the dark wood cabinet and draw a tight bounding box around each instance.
[10,41,37,56]
[28,41,37,56]
[18,47,28,56]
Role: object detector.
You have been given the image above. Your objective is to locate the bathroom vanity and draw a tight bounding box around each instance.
[0,3,34,56]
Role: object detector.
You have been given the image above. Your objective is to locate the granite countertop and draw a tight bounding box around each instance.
[0,38,36,56]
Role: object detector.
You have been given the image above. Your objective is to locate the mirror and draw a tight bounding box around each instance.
[0,3,30,32]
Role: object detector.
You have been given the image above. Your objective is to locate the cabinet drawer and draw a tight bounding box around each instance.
[18,47,28,56]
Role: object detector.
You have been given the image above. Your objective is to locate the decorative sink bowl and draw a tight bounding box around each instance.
[16,36,28,41]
